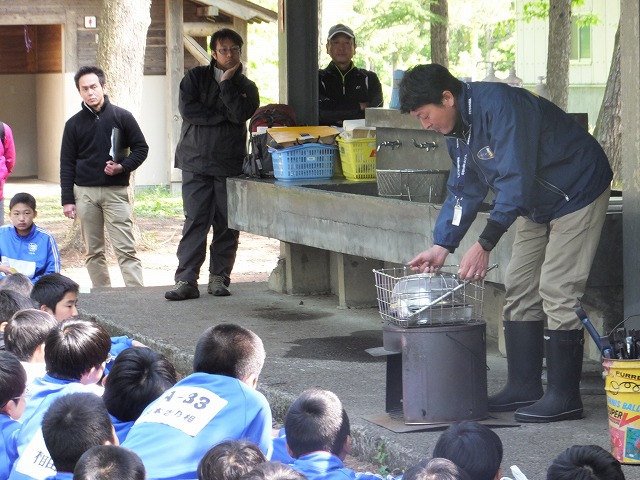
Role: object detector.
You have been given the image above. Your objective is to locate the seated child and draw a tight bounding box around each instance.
[9,319,111,480]
[240,462,307,480]
[546,444,625,480]
[4,309,58,386]
[123,323,273,480]
[404,458,471,480]
[283,388,388,480]
[0,272,34,298]
[41,392,118,479]
[197,440,266,480]
[73,445,145,480]
[1,351,28,479]
[30,273,143,375]
[0,192,60,283]
[0,289,36,351]
[103,347,178,442]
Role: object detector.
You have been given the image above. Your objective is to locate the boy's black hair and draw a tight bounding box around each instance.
[74,65,107,90]
[399,63,463,114]
[4,308,58,361]
[193,324,265,380]
[546,444,626,480]
[0,290,36,322]
[404,458,472,480]
[210,28,244,53]
[9,192,37,211]
[284,389,350,458]
[0,350,27,408]
[42,392,114,473]
[30,273,79,311]
[103,347,178,422]
[197,440,266,480]
[44,318,111,381]
[239,461,307,480]
[432,421,503,480]
[73,445,146,480]
[0,272,34,297]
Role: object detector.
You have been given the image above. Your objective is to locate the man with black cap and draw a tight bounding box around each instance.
[318,24,383,127]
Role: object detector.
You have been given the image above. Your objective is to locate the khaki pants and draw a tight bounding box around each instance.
[503,187,610,330]
[74,185,143,288]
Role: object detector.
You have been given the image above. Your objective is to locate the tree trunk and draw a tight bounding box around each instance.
[593,24,621,185]
[546,0,571,111]
[430,0,449,68]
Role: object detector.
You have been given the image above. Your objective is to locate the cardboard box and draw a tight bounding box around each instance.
[267,126,340,149]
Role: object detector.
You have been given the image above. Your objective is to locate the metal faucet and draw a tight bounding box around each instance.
[412,139,437,151]
[377,140,401,152]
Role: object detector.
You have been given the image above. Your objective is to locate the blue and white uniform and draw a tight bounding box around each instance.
[122,372,273,480]
[110,414,134,444]
[1,415,21,479]
[0,224,60,284]
[290,451,391,480]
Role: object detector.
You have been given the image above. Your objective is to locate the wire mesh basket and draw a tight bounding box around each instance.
[376,169,449,203]
[373,266,487,328]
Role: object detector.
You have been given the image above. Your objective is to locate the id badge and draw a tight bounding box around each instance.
[452,199,462,227]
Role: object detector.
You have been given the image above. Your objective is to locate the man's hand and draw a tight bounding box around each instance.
[63,204,77,220]
[407,245,450,273]
[105,160,124,176]
[458,242,491,280]
[221,62,241,82]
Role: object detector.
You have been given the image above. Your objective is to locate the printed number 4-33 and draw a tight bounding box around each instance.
[164,390,210,410]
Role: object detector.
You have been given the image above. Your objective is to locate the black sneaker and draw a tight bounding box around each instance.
[208,275,230,296]
[165,281,200,301]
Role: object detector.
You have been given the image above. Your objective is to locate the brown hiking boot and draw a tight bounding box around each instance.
[164,281,200,301]
[208,275,230,296]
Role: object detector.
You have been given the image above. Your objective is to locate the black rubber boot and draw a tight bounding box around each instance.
[488,320,544,412]
[514,329,584,423]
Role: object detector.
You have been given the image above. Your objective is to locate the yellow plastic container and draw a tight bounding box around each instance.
[337,137,377,181]
[603,358,640,464]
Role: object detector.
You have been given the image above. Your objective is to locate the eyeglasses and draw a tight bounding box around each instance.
[105,353,114,364]
[1,390,33,408]
[216,47,241,56]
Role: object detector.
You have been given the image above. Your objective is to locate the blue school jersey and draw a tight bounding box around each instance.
[110,414,134,444]
[0,224,60,283]
[122,372,273,480]
[291,451,391,480]
[1,415,21,479]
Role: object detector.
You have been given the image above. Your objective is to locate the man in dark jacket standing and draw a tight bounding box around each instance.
[399,64,612,424]
[165,28,259,301]
[60,66,148,288]
[318,24,383,127]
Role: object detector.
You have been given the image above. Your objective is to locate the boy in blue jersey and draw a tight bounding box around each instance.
[197,440,266,480]
[1,351,28,479]
[0,193,60,284]
[41,392,118,480]
[123,323,273,480]
[9,319,110,480]
[283,389,389,480]
[74,445,146,480]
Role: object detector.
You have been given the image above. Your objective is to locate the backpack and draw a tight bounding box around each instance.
[243,104,297,178]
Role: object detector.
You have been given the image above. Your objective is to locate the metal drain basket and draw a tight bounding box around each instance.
[373,266,487,327]
[376,169,449,203]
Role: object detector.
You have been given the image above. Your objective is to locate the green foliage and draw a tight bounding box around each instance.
[372,442,390,476]
[523,0,601,26]
[133,187,183,218]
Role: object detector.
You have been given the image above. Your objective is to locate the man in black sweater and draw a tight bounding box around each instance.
[60,66,148,288]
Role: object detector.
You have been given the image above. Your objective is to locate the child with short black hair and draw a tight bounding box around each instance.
[197,440,266,480]
[546,444,625,480]
[0,289,35,350]
[73,445,146,480]
[240,462,307,480]
[103,347,178,442]
[4,308,58,385]
[0,192,60,283]
[42,392,117,478]
[123,323,273,480]
[404,458,471,480]
[0,272,34,297]
[0,351,28,479]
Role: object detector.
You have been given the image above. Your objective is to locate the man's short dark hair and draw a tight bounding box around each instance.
[103,347,178,422]
[239,461,307,480]
[0,351,27,409]
[197,440,266,480]
[74,445,146,480]
[31,273,79,311]
[399,63,463,113]
[0,272,34,297]
[5,309,58,361]
[42,392,115,473]
[74,66,107,90]
[45,319,111,380]
[432,421,503,480]
[210,28,244,52]
[0,290,36,322]
[546,444,625,480]
[193,324,265,380]
[9,192,36,211]
[284,389,350,458]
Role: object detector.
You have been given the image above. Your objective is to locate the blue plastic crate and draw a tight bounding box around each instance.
[269,143,337,181]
